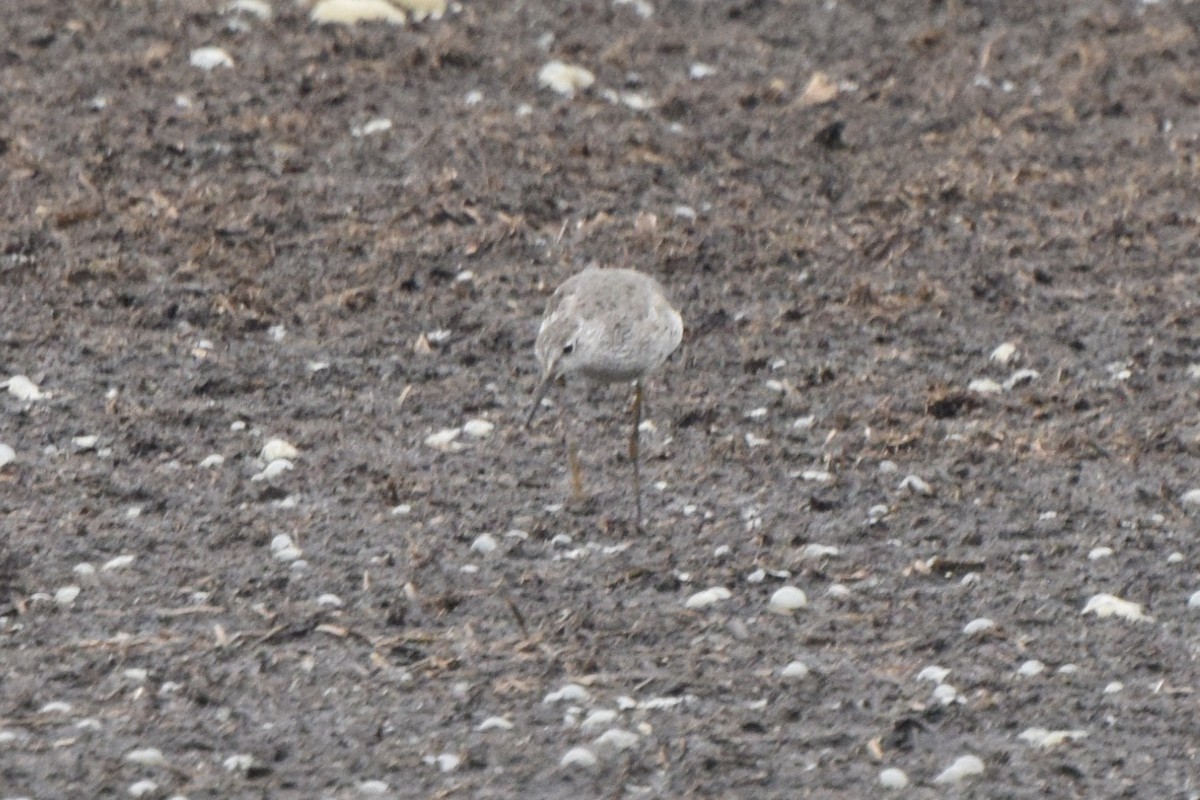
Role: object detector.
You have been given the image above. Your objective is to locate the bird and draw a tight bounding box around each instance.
[525,267,683,529]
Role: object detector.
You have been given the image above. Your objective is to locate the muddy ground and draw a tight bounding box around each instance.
[3,0,1200,797]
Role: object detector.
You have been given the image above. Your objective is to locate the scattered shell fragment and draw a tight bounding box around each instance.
[768,586,808,614]
[252,458,294,481]
[462,419,494,438]
[968,378,1003,395]
[780,661,810,679]
[560,746,598,768]
[223,754,255,772]
[1188,590,1200,610]
[352,118,393,137]
[477,716,514,731]
[962,617,995,635]
[102,555,136,571]
[544,684,590,704]
[311,0,407,25]
[744,432,770,448]
[538,60,595,96]
[933,754,985,784]
[581,709,618,729]
[932,683,961,705]
[271,534,303,562]
[800,544,839,560]
[73,435,99,451]
[5,375,48,401]
[879,767,909,789]
[0,443,14,468]
[593,728,639,752]
[424,428,463,452]
[316,594,343,608]
[54,586,81,607]
[1003,368,1039,390]
[1082,593,1147,621]
[685,586,732,608]
[1181,489,1200,506]
[129,780,159,798]
[1017,659,1045,677]
[800,469,833,483]
[41,701,72,714]
[1088,546,1113,560]
[394,0,446,19]
[470,534,498,555]
[990,342,1018,365]
[917,665,950,684]
[1103,681,1124,694]
[899,474,933,495]
[358,781,390,796]
[1018,727,1088,748]
[434,753,460,772]
[261,439,298,461]
[125,747,167,766]
[190,47,234,70]
[199,454,225,468]
[798,71,838,105]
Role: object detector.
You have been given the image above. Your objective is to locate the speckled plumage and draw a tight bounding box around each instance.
[525,267,683,528]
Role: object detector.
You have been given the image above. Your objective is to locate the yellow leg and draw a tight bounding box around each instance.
[629,380,643,530]
[567,431,585,501]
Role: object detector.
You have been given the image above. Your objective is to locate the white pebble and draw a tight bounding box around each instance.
[713,544,731,558]
[898,474,933,495]
[746,407,768,420]
[424,428,463,452]
[189,47,233,70]
[544,683,590,704]
[0,730,18,744]
[933,754,985,784]
[685,587,732,609]
[1188,590,1200,609]
[793,415,816,430]
[251,458,294,481]
[73,435,99,451]
[593,728,639,752]
[470,534,498,555]
[1018,727,1088,748]
[0,443,14,468]
[129,780,159,798]
[932,683,960,705]
[580,709,618,729]
[102,555,136,571]
[674,205,698,222]
[223,754,255,772]
[461,419,494,438]
[962,617,995,635]
[476,716,514,731]
[1017,659,1045,677]
[1082,593,1147,622]
[261,439,298,461]
[1057,664,1079,675]
[54,586,81,607]
[41,701,72,714]
[1168,552,1184,564]
[435,753,460,772]
[879,767,909,789]
[358,781,389,795]
[746,568,766,583]
[1181,488,1200,505]
[800,544,839,560]
[780,661,809,679]
[1103,681,1124,694]
[989,342,1018,365]
[124,668,148,682]
[199,454,225,468]
[800,469,833,483]
[560,746,598,768]
[73,563,96,576]
[767,586,808,614]
[1088,546,1113,560]
[917,665,950,684]
[351,118,392,137]
[311,0,407,24]
[689,62,717,80]
[316,594,343,608]
[5,375,47,401]
[968,378,1003,394]
[538,60,595,96]
[745,432,770,448]
[125,747,167,766]
[826,583,851,599]
[1004,368,1040,390]
[230,420,247,431]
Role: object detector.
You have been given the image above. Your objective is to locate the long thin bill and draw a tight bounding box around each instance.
[524,372,554,428]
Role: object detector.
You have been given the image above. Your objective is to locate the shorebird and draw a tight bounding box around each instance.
[525,267,683,529]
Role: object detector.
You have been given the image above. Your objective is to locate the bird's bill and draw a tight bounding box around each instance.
[524,371,555,428]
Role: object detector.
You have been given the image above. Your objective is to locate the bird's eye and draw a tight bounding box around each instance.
[562,342,575,355]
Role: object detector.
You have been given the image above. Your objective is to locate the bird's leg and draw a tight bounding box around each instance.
[560,399,585,501]
[629,380,644,530]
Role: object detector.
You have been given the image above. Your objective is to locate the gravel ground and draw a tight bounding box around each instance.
[3,0,1200,797]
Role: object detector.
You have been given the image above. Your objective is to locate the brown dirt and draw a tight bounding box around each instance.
[3,1,1200,797]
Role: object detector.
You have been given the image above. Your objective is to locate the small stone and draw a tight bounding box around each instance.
[917,665,950,684]
[933,754,985,784]
[189,47,233,70]
[990,342,1018,365]
[260,439,298,461]
[0,443,14,468]
[358,781,389,796]
[435,753,460,773]
[199,454,225,468]
[125,747,167,766]
[1181,488,1200,506]
[470,534,498,555]
[879,767,909,789]
[968,378,1003,394]
[1018,727,1088,748]
[1103,681,1124,694]
[580,709,619,729]
[544,684,590,704]
[800,544,839,560]
[6,375,47,401]
[476,716,514,731]
[1082,593,1147,622]
[898,474,933,495]
[424,428,463,452]
[1088,546,1113,560]
[54,586,81,607]
[767,586,808,614]
[963,617,995,635]
[461,419,494,438]
[251,458,294,481]
[129,780,159,798]
[538,60,595,96]
[102,555,136,571]
[560,746,598,768]
[223,754,255,772]
[1017,659,1045,677]
[1188,590,1200,609]
[316,594,343,608]
[593,728,639,752]
[311,0,407,24]
[685,587,732,609]
[780,661,809,679]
